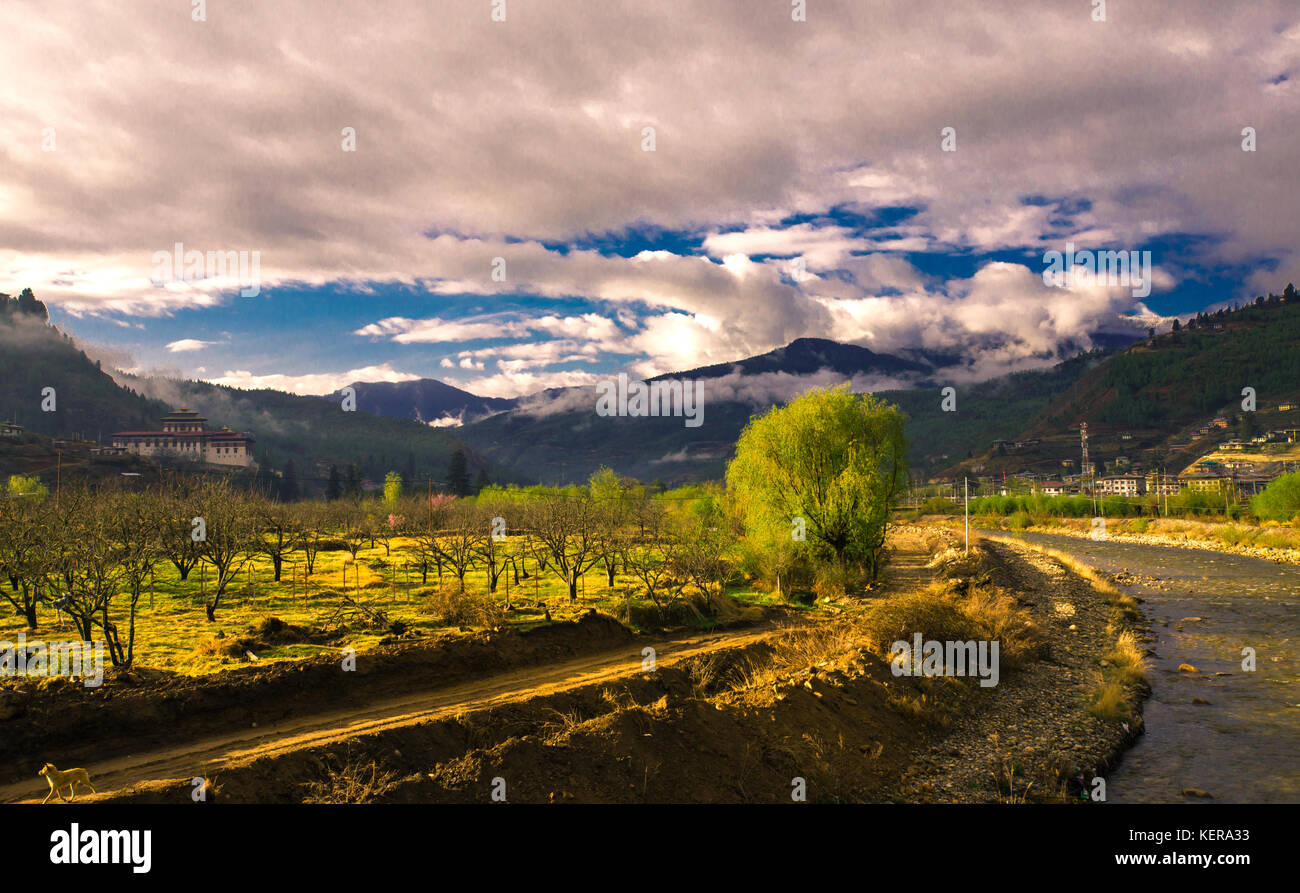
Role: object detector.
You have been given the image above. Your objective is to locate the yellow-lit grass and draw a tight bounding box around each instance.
[0,533,778,677]
[1101,630,1148,686]
[1087,682,1131,722]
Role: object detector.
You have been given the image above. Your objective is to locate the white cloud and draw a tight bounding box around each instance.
[3,0,1297,383]
[165,338,218,353]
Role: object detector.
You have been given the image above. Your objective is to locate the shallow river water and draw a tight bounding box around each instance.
[1004,532,1299,804]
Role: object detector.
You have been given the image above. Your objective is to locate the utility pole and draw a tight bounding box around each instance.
[964,476,969,554]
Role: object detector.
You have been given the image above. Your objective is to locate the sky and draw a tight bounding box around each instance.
[2,0,1297,398]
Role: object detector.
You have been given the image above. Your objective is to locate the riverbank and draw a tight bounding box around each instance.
[892,534,1150,802]
[944,515,1300,567]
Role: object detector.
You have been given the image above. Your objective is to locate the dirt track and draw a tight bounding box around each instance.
[2,622,785,803]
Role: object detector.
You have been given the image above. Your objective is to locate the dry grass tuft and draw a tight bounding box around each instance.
[1102,630,1148,686]
[301,755,402,803]
[1087,681,1131,722]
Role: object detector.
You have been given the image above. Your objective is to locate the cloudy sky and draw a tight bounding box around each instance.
[2,0,1297,397]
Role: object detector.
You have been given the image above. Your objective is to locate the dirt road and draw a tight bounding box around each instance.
[3,622,785,803]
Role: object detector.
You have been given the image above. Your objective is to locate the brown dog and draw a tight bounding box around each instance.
[38,763,96,804]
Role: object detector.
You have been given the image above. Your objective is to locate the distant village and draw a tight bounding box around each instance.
[930,402,1300,502]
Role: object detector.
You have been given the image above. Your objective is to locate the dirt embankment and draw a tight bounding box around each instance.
[98,627,941,804]
[0,610,635,786]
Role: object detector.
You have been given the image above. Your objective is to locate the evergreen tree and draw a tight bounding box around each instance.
[344,463,362,499]
[281,458,300,502]
[15,288,48,321]
[326,465,342,500]
[403,450,417,493]
[475,468,490,493]
[446,447,470,496]
[255,450,276,497]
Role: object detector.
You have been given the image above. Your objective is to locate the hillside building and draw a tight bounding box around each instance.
[111,409,255,468]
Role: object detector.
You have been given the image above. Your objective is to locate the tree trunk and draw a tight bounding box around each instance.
[272,554,283,582]
[23,602,37,629]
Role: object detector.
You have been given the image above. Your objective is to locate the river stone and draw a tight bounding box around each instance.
[1178,664,1200,673]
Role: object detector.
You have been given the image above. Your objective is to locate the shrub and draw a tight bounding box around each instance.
[424,588,506,628]
[1252,472,1300,522]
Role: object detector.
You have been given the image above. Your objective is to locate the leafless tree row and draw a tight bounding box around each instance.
[0,476,738,668]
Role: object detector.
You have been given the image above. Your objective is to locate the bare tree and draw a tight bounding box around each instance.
[58,488,125,644]
[336,499,373,562]
[194,479,257,622]
[669,506,735,615]
[623,499,683,615]
[472,502,510,593]
[0,491,49,628]
[296,501,330,579]
[158,488,203,581]
[406,493,455,585]
[527,493,603,604]
[103,489,162,667]
[437,502,484,591]
[257,500,302,582]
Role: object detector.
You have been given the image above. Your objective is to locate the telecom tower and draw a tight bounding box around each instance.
[1080,421,1090,495]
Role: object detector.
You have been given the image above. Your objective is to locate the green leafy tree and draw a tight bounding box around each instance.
[726,386,908,582]
[6,474,48,498]
[1252,472,1300,522]
[383,471,403,504]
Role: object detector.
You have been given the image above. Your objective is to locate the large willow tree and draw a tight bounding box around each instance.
[726,386,908,582]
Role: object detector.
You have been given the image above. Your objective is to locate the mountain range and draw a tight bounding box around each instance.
[7,289,1299,490]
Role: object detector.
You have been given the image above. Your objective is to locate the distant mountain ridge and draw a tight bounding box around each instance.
[662,336,933,382]
[327,379,516,426]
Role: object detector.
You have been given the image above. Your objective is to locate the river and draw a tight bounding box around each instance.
[1002,531,1299,804]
